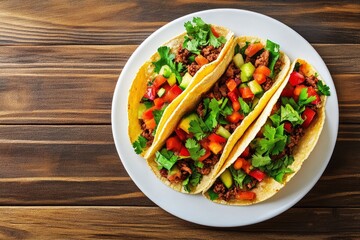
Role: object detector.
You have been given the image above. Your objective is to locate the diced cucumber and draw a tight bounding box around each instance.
[240,62,255,82]
[240,83,248,88]
[248,80,264,97]
[180,72,192,90]
[159,65,172,78]
[215,126,231,139]
[178,113,198,133]
[233,53,244,69]
[251,97,260,110]
[168,166,180,176]
[167,73,176,86]
[138,103,147,119]
[157,88,165,97]
[220,169,233,189]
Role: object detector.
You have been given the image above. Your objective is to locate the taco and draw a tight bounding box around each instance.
[203,59,331,204]
[129,17,235,156]
[145,36,291,194]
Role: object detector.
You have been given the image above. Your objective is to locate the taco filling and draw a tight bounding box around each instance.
[133,17,227,154]
[207,60,330,202]
[153,39,287,192]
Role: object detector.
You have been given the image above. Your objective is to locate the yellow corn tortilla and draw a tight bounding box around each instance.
[145,36,291,194]
[203,59,327,204]
[128,25,235,156]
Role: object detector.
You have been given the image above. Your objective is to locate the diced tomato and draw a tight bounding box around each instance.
[307,86,321,105]
[227,90,239,103]
[235,191,256,200]
[142,107,155,120]
[293,84,307,97]
[198,149,211,162]
[153,75,167,89]
[226,79,238,92]
[199,139,210,150]
[227,111,244,124]
[208,141,223,155]
[240,146,250,158]
[240,158,251,174]
[239,86,254,99]
[211,26,220,38]
[165,85,183,102]
[281,83,295,97]
[302,107,316,128]
[299,62,310,76]
[284,122,293,133]
[162,82,171,92]
[233,158,243,170]
[208,133,227,144]
[249,169,266,182]
[179,146,190,157]
[232,101,241,112]
[245,43,263,57]
[144,118,156,130]
[195,55,209,67]
[153,98,164,108]
[175,128,187,141]
[144,86,156,100]
[255,65,271,76]
[289,71,305,86]
[253,73,267,84]
[166,136,182,153]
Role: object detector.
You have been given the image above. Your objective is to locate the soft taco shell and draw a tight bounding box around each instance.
[203,59,327,205]
[145,36,291,194]
[128,25,234,156]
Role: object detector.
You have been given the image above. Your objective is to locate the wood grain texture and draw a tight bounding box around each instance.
[0,124,358,207]
[0,207,358,240]
[0,1,359,45]
[0,45,359,124]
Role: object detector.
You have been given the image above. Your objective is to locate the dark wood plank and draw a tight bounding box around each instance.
[0,45,359,124]
[0,207,358,240]
[0,124,358,207]
[0,1,358,45]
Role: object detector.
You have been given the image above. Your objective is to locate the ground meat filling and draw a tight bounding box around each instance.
[304,75,318,88]
[254,50,269,67]
[140,120,154,146]
[175,45,223,77]
[287,126,305,154]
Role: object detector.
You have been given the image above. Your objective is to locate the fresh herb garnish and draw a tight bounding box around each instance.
[183,166,202,192]
[317,81,331,96]
[183,17,226,54]
[298,88,316,107]
[189,118,209,141]
[132,135,147,154]
[239,97,251,116]
[294,62,301,72]
[259,155,294,183]
[229,167,247,188]
[256,124,287,156]
[265,39,280,77]
[152,46,183,82]
[208,189,219,200]
[280,104,304,126]
[155,149,178,171]
[185,138,206,161]
[252,152,272,167]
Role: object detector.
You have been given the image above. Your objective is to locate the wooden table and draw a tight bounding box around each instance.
[0,1,359,239]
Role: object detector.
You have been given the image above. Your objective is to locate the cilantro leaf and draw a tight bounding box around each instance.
[190,169,202,186]
[294,62,301,72]
[270,113,281,127]
[189,119,208,141]
[185,138,206,161]
[280,104,304,126]
[152,105,167,135]
[298,87,316,107]
[317,81,331,96]
[234,44,240,55]
[240,41,250,58]
[252,153,272,167]
[259,155,294,183]
[152,46,183,83]
[256,124,287,155]
[132,136,147,154]
[208,189,219,200]
[183,17,225,54]
[229,167,247,188]
[265,39,280,77]
[204,98,222,130]
[239,97,251,116]
[155,149,178,171]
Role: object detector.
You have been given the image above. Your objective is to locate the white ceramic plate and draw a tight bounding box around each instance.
[112,9,338,227]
